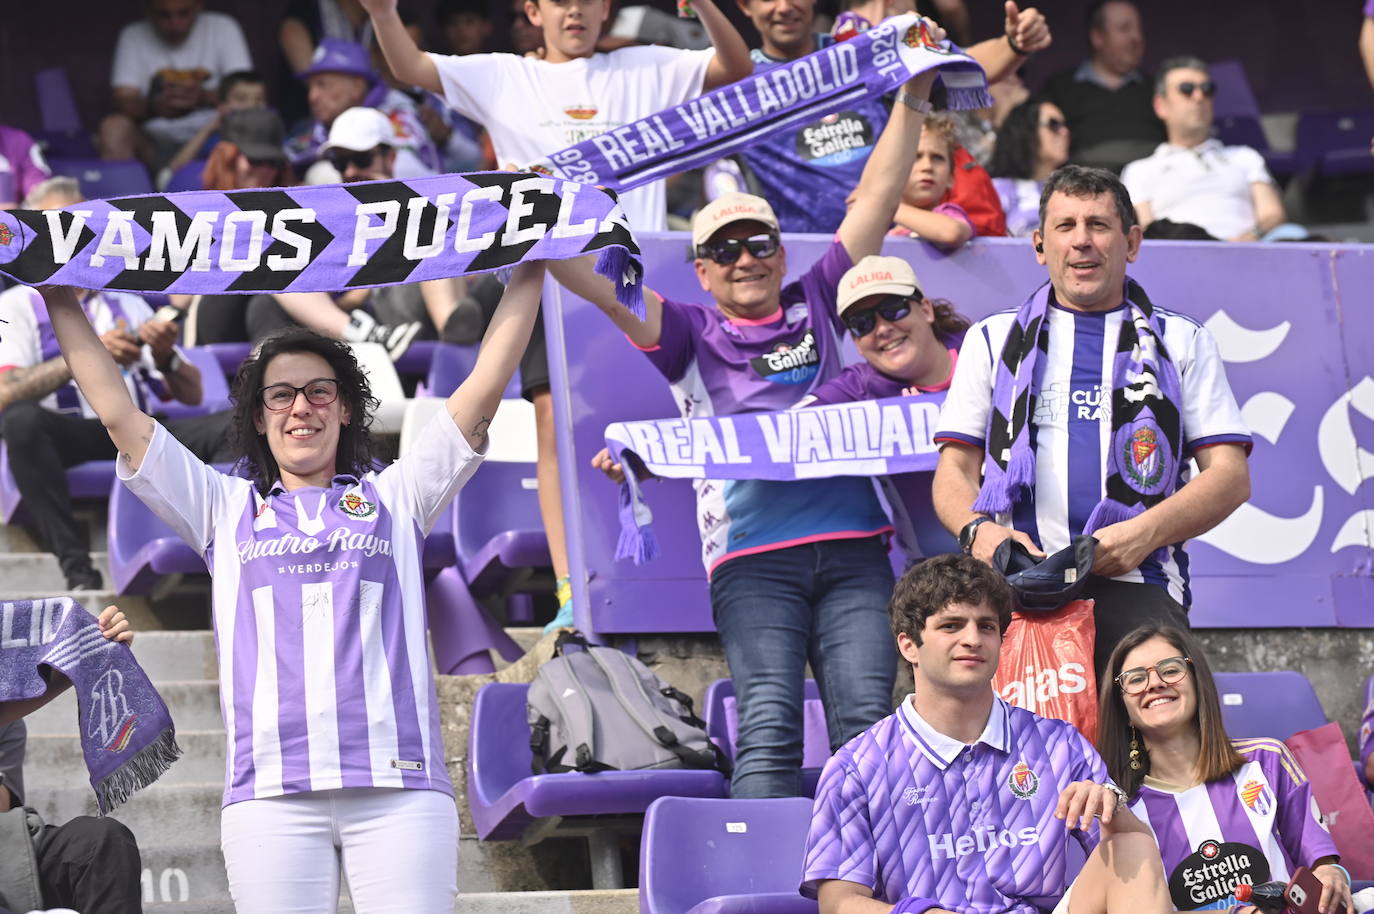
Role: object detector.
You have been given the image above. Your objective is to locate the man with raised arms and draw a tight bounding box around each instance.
[802,552,1175,914]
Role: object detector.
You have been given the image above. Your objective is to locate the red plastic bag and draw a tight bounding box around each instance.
[1284,722,1374,879]
[992,599,1098,744]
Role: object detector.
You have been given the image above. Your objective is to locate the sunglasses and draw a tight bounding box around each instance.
[326,148,382,172]
[1175,80,1216,98]
[695,233,781,265]
[260,378,340,411]
[844,295,918,339]
[1040,117,1067,133]
[1115,655,1192,695]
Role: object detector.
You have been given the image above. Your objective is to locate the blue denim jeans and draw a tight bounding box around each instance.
[709,536,897,799]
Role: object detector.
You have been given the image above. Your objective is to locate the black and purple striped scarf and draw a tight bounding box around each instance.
[973,278,1182,554]
[0,598,179,813]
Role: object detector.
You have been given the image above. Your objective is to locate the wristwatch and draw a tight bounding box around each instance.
[1102,783,1129,809]
[958,516,992,553]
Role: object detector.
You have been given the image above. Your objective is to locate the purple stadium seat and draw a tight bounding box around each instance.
[1207,60,1261,121]
[704,679,831,798]
[1214,671,1326,741]
[393,339,439,378]
[165,159,207,193]
[107,471,212,595]
[426,567,523,675]
[34,67,96,159]
[200,342,252,378]
[46,158,153,199]
[156,347,232,420]
[639,796,818,914]
[1296,111,1374,176]
[1212,116,1296,178]
[467,680,727,843]
[424,342,521,399]
[450,460,550,595]
[0,442,112,525]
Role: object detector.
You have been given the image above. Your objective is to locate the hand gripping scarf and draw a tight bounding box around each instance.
[0,172,647,317]
[972,278,1183,559]
[531,14,991,194]
[0,598,180,813]
[604,392,944,562]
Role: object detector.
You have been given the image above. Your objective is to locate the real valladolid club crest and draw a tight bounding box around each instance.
[1008,760,1040,799]
[0,223,13,246]
[1239,779,1274,816]
[339,492,377,520]
[902,21,949,53]
[1124,424,1166,490]
[564,106,598,120]
[88,669,139,753]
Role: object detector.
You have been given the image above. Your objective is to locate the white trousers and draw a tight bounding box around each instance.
[220,787,458,914]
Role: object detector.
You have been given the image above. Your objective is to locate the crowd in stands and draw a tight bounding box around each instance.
[0,0,1370,912]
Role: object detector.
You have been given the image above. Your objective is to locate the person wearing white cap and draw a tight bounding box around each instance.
[253,107,472,360]
[573,33,946,799]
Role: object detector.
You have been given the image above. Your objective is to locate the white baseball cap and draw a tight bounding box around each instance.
[322,107,394,153]
[836,255,924,317]
[691,192,780,249]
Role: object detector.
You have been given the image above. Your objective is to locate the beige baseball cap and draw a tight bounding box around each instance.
[836,255,924,317]
[691,192,780,249]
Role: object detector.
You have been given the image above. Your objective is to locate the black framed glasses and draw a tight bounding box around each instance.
[1175,80,1216,99]
[695,233,780,265]
[260,378,339,411]
[326,147,382,172]
[1115,656,1192,695]
[844,295,918,339]
[1040,117,1067,133]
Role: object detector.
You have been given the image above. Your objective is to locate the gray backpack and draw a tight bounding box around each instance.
[527,633,729,775]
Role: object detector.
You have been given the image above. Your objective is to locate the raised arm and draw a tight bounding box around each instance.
[39,286,156,469]
[547,255,665,349]
[695,0,753,91]
[446,262,546,450]
[362,0,442,94]
[965,2,1051,85]
[836,55,941,261]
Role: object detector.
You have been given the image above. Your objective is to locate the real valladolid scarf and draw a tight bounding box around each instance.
[532,13,992,192]
[605,393,943,562]
[0,172,647,316]
[0,598,180,813]
[973,277,1183,560]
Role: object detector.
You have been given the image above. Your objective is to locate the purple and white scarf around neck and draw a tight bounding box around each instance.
[531,14,991,194]
[973,278,1183,554]
[604,392,944,563]
[0,172,647,317]
[0,598,180,813]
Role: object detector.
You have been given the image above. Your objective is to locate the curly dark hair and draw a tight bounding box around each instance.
[889,553,1013,646]
[228,328,381,495]
[987,99,1047,181]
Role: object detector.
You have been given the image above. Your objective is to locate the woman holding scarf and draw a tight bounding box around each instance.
[39,262,545,913]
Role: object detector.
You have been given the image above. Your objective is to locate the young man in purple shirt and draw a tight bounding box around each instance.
[802,552,1176,914]
[556,28,944,799]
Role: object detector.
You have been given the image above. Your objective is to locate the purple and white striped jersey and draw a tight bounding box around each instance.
[120,412,482,806]
[1130,738,1338,911]
[935,301,1251,607]
[802,694,1106,914]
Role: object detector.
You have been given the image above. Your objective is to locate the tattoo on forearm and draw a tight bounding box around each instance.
[471,416,492,444]
[0,357,72,405]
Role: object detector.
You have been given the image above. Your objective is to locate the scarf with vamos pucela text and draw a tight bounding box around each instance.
[972,278,1183,560]
[0,172,648,317]
[0,598,180,813]
[530,13,991,193]
[604,392,944,563]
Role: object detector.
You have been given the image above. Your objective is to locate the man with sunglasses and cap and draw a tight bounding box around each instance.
[566,43,946,799]
[1121,57,1301,242]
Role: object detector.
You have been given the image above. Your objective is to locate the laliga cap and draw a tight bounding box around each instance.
[322,107,394,153]
[836,255,923,318]
[993,535,1098,613]
[691,192,780,249]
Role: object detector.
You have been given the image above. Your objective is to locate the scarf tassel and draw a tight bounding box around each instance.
[92,727,182,815]
[1082,498,1169,565]
[613,477,659,565]
[596,246,644,321]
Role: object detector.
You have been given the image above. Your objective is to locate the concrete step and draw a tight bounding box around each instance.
[0,551,110,592]
[0,588,150,620]
[142,889,638,913]
[0,522,43,552]
[25,729,225,791]
[23,678,222,735]
[33,782,225,847]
